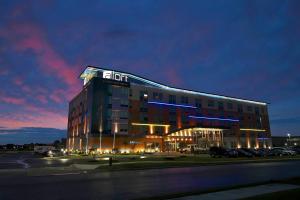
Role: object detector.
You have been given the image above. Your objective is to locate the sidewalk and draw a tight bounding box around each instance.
[172,183,300,200]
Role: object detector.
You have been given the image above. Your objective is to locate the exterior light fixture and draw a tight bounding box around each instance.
[240,128,266,132]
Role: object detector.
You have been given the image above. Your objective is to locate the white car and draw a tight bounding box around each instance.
[271,147,296,156]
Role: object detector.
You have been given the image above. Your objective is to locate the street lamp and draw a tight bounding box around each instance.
[287,133,291,147]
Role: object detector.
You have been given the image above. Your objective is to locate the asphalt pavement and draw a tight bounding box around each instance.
[0,152,73,169]
[0,154,300,200]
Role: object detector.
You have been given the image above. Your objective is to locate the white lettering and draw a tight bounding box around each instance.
[103,70,128,82]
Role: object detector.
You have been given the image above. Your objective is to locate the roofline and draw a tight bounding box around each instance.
[80,65,270,105]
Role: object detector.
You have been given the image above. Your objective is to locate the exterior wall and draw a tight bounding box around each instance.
[128,84,271,149]
[67,67,272,152]
[80,136,163,153]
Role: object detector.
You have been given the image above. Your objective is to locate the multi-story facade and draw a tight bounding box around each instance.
[67,66,271,153]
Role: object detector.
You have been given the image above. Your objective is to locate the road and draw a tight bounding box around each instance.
[0,157,300,200]
[0,152,73,169]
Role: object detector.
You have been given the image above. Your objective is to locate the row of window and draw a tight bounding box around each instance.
[139,91,265,114]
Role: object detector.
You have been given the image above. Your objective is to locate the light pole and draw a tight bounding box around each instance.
[112,122,117,153]
[287,133,291,147]
[99,105,103,154]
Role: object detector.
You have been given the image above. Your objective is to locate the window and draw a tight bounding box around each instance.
[181,96,188,104]
[218,102,224,111]
[208,100,214,107]
[238,104,243,113]
[227,102,233,110]
[140,91,148,101]
[159,93,163,101]
[247,106,252,112]
[153,92,163,101]
[140,107,148,112]
[169,95,176,104]
[119,112,128,119]
[255,107,259,115]
[195,99,202,108]
[120,99,128,107]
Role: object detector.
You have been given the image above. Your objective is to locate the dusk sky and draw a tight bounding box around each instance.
[1,0,300,144]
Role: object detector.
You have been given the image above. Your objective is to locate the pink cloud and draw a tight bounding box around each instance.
[164,68,183,86]
[0,112,67,129]
[13,77,23,86]
[1,22,81,90]
[36,95,48,104]
[0,96,26,105]
[49,89,65,103]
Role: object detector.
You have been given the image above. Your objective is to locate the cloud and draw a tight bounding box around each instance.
[164,68,183,86]
[0,21,81,94]
[0,96,26,105]
[0,127,66,144]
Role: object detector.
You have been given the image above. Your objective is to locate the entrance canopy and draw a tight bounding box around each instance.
[165,127,225,148]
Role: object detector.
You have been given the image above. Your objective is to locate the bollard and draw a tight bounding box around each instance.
[109,157,112,166]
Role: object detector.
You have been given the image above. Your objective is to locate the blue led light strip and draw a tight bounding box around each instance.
[257,138,270,140]
[188,115,239,122]
[148,101,197,108]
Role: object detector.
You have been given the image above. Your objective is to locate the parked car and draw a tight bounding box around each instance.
[236,148,253,157]
[227,149,239,157]
[256,148,269,157]
[209,147,238,158]
[292,146,300,154]
[34,145,55,155]
[268,147,296,156]
[209,147,228,157]
[241,148,263,157]
[47,149,65,157]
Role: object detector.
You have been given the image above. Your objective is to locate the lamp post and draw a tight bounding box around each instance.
[99,105,103,154]
[112,122,117,153]
[287,133,291,147]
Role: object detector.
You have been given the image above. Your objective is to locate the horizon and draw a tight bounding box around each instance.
[1,0,300,143]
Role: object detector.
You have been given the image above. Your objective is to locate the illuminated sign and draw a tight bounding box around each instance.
[103,70,128,82]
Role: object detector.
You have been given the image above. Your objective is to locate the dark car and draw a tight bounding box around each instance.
[227,149,239,157]
[209,147,238,158]
[236,148,254,157]
[292,146,300,154]
[241,148,261,157]
[209,147,228,157]
[256,148,269,157]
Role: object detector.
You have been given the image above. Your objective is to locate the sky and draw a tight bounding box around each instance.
[0,0,300,144]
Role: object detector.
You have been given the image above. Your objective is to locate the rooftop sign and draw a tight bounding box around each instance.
[103,70,128,82]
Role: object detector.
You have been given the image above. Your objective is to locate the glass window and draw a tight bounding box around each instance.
[195,99,202,108]
[169,95,176,104]
[159,93,163,101]
[255,107,259,115]
[218,102,224,111]
[208,100,214,107]
[238,104,243,113]
[153,92,162,101]
[227,102,233,110]
[247,106,252,112]
[181,96,188,104]
[140,91,148,101]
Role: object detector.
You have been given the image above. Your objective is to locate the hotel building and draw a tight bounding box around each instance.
[67,66,271,153]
